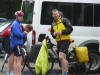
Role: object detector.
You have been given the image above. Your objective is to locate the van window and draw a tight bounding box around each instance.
[22,1,34,24]
[94,4,100,27]
[41,2,100,27]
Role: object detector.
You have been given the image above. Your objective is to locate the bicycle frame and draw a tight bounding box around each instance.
[45,36,90,74]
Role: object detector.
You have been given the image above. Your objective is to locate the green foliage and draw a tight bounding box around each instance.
[0,0,22,19]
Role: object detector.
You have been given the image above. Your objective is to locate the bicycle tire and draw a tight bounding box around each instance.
[85,50,100,73]
[21,55,26,73]
[47,57,54,72]
[21,51,36,74]
[21,48,54,74]
[1,53,8,72]
[76,63,90,74]
[27,58,36,74]
[24,56,54,74]
[27,58,54,74]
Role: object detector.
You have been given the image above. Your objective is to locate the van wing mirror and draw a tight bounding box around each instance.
[38,34,46,42]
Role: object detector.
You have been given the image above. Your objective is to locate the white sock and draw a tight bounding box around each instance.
[62,71,67,75]
[10,72,15,75]
[6,71,10,75]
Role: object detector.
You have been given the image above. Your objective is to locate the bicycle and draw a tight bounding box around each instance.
[0,46,37,73]
[0,35,92,75]
[21,44,54,74]
[0,53,8,72]
[44,36,91,75]
[21,35,91,75]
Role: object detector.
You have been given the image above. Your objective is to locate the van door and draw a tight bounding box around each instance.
[21,0,34,51]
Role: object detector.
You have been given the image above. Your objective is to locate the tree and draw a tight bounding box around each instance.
[0,0,22,19]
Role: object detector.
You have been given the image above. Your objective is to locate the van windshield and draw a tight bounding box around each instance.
[22,0,34,24]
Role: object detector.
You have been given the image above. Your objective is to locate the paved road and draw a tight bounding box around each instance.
[0,56,100,75]
[0,63,99,75]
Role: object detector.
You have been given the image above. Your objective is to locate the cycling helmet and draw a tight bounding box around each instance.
[15,11,24,16]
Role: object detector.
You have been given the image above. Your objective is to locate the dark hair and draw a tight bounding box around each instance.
[25,24,33,31]
[59,11,63,17]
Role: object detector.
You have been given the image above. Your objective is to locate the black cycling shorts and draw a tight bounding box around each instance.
[13,45,23,57]
[57,40,70,54]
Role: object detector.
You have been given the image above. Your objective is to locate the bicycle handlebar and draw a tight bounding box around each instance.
[45,36,56,49]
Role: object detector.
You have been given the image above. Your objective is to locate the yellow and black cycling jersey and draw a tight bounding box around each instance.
[51,17,73,42]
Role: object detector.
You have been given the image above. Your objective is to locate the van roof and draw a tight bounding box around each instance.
[23,0,100,4]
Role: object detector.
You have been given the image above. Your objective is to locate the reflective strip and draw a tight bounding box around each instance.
[17,46,21,54]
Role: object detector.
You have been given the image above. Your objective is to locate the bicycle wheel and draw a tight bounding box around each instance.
[85,51,100,73]
[1,53,8,72]
[27,57,54,74]
[27,59,36,74]
[48,56,54,71]
[22,52,36,74]
[21,51,35,74]
[21,55,26,73]
[21,49,54,74]
[77,63,90,74]
[27,55,54,74]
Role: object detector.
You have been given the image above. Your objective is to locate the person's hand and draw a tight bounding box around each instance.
[24,31,29,35]
[53,32,57,36]
[57,31,62,35]
[53,31,62,36]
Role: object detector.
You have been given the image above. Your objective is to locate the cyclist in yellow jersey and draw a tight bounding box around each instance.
[51,9,73,75]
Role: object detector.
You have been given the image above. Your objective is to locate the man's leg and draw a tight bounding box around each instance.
[59,52,68,75]
[8,53,14,75]
[14,56,22,75]
[13,45,23,75]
